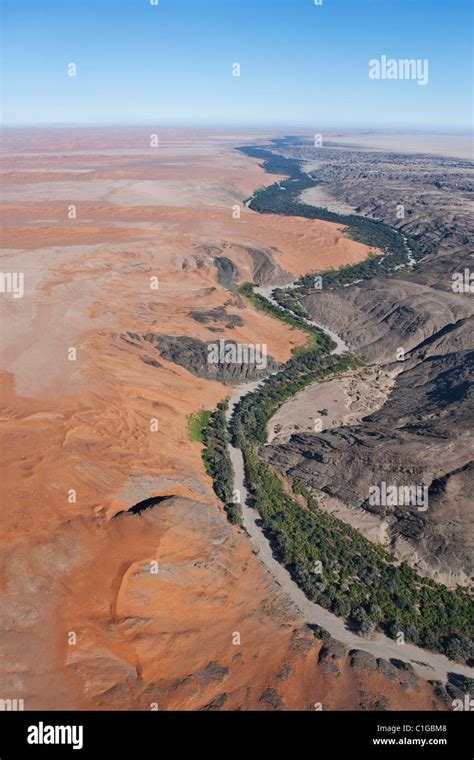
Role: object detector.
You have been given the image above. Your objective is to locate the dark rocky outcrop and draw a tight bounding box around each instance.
[261,347,474,579]
[349,649,378,672]
[214,256,238,290]
[190,305,244,330]
[155,334,280,384]
[121,331,280,384]
[244,245,292,287]
[259,687,286,711]
[196,661,229,685]
[319,639,347,663]
[199,693,228,711]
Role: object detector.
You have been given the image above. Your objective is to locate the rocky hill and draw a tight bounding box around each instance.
[260,137,474,587]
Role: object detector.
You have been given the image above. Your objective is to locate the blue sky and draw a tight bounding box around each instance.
[1,0,472,129]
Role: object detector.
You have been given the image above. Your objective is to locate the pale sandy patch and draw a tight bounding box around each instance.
[268,366,395,443]
[323,130,473,159]
[300,183,359,216]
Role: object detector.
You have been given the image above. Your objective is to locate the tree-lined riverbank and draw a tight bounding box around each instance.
[200,143,473,681]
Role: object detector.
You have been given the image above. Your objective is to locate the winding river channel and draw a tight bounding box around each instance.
[224,242,473,685]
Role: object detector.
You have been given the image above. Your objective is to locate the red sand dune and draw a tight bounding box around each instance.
[0,129,444,710]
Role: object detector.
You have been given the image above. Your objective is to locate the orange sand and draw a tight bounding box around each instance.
[0,128,431,711]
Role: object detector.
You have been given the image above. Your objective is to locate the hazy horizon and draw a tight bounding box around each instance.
[1,123,473,133]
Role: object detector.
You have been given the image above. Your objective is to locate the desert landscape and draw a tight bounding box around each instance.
[1,120,473,716]
[260,135,473,590]
[2,126,442,711]
[0,5,473,757]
